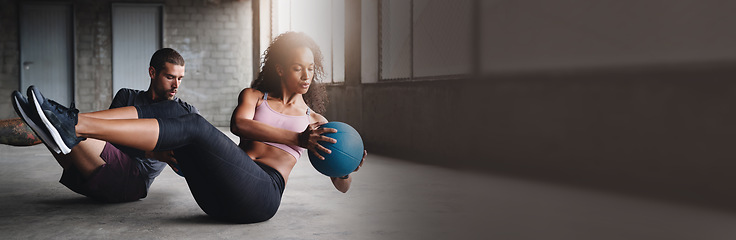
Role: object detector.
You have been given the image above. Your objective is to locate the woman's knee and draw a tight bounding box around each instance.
[180,113,219,143]
[154,113,210,151]
[182,113,212,132]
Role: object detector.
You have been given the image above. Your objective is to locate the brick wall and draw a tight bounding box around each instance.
[164,0,252,126]
[0,0,19,119]
[75,1,113,112]
[0,0,252,126]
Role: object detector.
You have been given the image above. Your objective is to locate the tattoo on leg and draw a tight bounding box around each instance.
[0,118,41,146]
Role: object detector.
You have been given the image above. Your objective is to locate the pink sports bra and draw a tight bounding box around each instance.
[252,92,311,160]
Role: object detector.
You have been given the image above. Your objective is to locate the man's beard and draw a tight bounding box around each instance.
[156,89,175,100]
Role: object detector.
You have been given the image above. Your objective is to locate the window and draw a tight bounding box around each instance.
[377,0,474,81]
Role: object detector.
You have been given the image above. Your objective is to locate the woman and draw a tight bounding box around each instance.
[12,32,365,223]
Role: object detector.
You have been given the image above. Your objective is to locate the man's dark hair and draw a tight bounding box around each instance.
[149,48,185,75]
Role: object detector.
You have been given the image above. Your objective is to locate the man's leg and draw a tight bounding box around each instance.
[53,108,150,202]
[59,141,148,203]
[49,112,144,202]
[53,102,139,175]
[2,117,107,178]
[11,88,152,202]
[0,118,41,146]
[53,138,106,176]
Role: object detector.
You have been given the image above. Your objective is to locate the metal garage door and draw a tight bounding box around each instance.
[112,4,162,94]
[20,3,74,104]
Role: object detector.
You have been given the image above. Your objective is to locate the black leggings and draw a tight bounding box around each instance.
[135,101,285,223]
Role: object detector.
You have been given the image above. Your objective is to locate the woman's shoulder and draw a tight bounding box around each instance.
[309,111,328,123]
[240,88,264,95]
[239,88,265,100]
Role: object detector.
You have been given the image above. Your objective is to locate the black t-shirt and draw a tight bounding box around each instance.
[110,88,199,114]
[109,88,199,189]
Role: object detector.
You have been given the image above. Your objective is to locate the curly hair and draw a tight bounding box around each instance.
[251,32,329,114]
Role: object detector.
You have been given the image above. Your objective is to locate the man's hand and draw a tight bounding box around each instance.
[145,150,180,172]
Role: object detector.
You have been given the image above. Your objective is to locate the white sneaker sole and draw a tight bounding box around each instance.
[30,90,72,154]
[13,96,62,154]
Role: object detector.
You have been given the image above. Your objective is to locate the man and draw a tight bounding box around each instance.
[3,48,197,203]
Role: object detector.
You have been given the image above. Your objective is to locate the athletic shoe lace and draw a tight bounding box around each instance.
[48,99,79,120]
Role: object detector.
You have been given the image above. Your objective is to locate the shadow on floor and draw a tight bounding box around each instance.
[34,197,103,206]
[167,214,233,225]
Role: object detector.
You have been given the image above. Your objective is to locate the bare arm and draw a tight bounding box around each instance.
[309,112,368,193]
[230,88,303,145]
[330,150,367,193]
[230,88,336,155]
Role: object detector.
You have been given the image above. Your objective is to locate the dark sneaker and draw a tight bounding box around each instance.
[28,86,86,154]
[11,91,62,154]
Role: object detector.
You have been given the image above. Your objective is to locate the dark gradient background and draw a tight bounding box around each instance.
[1,0,736,239]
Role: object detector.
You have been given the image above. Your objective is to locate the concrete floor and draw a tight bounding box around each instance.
[2,129,736,239]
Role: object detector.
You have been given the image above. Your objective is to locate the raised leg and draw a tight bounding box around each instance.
[71,101,193,151]
[155,113,283,223]
[0,117,106,177]
[53,107,140,176]
[79,106,138,120]
[68,108,283,223]
[52,138,107,176]
[75,113,159,152]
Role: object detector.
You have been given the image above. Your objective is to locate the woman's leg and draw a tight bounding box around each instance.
[43,100,193,152]
[29,90,282,222]
[81,112,283,222]
[77,114,283,222]
[75,117,159,152]
[79,106,138,120]
[78,98,193,120]
[74,100,194,151]
[154,114,284,223]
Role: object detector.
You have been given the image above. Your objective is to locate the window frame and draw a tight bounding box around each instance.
[269,0,346,85]
[375,0,480,83]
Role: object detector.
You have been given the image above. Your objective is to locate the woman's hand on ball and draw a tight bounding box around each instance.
[353,150,367,172]
[299,121,337,160]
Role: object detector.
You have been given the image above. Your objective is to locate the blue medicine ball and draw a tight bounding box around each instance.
[308,122,364,177]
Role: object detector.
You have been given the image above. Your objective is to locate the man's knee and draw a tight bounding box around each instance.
[63,139,107,177]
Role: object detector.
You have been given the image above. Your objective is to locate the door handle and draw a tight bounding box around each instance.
[23,61,33,70]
